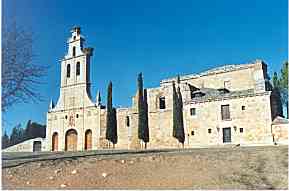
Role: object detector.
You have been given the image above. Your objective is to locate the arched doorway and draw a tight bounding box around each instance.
[65,129,77,151]
[85,129,92,150]
[52,132,58,151]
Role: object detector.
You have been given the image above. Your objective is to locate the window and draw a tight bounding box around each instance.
[72,46,76,57]
[191,131,194,136]
[208,129,212,134]
[224,80,231,89]
[126,116,130,127]
[218,88,230,94]
[191,92,205,99]
[242,106,245,110]
[67,64,71,78]
[221,104,230,120]
[76,62,80,76]
[159,97,166,109]
[190,108,196,116]
[65,115,68,119]
[76,114,79,118]
[73,36,76,40]
[240,128,243,133]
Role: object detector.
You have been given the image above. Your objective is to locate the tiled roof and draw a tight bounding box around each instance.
[187,88,258,103]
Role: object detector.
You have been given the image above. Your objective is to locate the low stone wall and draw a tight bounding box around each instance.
[3,138,46,152]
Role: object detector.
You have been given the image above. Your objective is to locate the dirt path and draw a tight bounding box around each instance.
[2,146,288,189]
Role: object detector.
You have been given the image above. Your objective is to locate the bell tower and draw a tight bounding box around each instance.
[61,26,93,87]
[53,26,95,111]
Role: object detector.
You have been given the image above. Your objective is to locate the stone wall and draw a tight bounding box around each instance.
[3,138,46,152]
[161,60,268,93]
[45,59,276,151]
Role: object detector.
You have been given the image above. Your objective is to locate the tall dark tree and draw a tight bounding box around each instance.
[24,120,46,140]
[137,73,149,149]
[172,80,185,147]
[172,82,178,139]
[10,123,25,145]
[143,88,149,147]
[105,81,117,147]
[2,131,10,149]
[176,86,185,146]
[272,62,288,118]
[24,120,32,139]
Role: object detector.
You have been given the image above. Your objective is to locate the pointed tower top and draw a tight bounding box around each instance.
[96,90,101,106]
[49,99,55,111]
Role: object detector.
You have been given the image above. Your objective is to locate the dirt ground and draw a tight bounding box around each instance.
[2,146,288,189]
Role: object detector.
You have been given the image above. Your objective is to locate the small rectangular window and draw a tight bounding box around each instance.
[191,131,194,136]
[221,104,230,120]
[240,128,243,133]
[242,106,245,110]
[208,129,212,134]
[224,80,231,89]
[190,108,196,116]
[159,97,166,109]
[126,116,130,127]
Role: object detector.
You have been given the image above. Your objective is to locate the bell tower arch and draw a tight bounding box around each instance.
[54,26,95,110]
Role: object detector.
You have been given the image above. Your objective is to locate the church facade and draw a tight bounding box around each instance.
[46,27,282,151]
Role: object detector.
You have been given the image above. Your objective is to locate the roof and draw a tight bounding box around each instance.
[272,116,289,125]
[184,87,272,104]
[190,88,255,102]
[161,60,263,84]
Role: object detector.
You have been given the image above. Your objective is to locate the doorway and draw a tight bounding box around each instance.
[52,132,58,151]
[33,141,41,152]
[222,127,231,143]
[84,129,92,150]
[65,129,78,151]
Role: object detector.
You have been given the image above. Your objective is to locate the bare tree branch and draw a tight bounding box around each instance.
[2,23,48,112]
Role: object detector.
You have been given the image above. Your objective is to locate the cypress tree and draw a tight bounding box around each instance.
[106,81,117,148]
[137,73,149,149]
[172,82,178,139]
[176,86,185,146]
[172,80,185,147]
[143,88,149,148]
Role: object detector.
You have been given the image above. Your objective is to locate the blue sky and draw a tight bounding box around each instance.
[3,0,288,135]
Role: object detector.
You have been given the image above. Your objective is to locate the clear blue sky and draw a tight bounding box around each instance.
[3,0,288,135]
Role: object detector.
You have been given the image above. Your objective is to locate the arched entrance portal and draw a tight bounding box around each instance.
[65,129,78,151]
[52,132,58,151]
[85,129,92,150]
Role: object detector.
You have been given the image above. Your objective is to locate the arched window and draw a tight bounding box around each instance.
[126,116,130,127]
[159,97,166,109]
[72,46,76,57]
[76,62,80,76]
[67,64,71,78]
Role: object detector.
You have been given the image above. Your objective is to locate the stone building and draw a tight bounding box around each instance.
[45,27,283,152]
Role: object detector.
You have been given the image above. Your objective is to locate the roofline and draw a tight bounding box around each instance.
[161,60,266,85]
